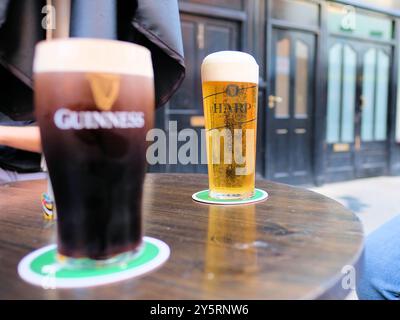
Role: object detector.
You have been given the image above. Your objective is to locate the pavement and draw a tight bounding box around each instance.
[311,176,400,236]
[310,176,400,300]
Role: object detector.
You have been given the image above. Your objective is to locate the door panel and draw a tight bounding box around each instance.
[169,20,198,110]
[356,44,390,177]
[325,37,391,181]
[273,130,290,178]
[267,29,315,184]
[325,41,357,180]
[157,14,240,174]
[170,16,238,113]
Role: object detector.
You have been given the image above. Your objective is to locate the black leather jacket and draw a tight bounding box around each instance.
[0,0,185,112]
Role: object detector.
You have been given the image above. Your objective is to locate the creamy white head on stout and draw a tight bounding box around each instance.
[201,51,259,84]
[34,38,154,78]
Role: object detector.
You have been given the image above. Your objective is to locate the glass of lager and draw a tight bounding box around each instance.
[34,39,154,268]
[201,51,259,199]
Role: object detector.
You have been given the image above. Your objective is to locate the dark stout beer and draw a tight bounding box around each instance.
[34,39,154,264]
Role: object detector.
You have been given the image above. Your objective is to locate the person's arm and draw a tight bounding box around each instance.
[0,126,42,153]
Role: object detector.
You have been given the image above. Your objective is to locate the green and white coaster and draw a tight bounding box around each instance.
[192,189,268,205]
[18,237,170,289]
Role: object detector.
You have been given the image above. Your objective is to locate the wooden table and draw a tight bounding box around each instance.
[0,174,363,299]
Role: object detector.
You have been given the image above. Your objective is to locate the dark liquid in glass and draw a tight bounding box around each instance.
[35,72,154,259]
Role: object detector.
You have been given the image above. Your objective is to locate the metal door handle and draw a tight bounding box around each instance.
[268,95,283,108]
[359,95,365,110]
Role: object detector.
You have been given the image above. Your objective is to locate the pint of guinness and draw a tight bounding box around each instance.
[34,39,154,267]
[201,51,259,199]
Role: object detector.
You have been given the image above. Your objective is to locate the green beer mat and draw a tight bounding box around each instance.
[192,189,268,205]
[18,237,170,289]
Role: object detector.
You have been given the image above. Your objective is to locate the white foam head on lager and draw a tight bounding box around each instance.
[201,51,259,84]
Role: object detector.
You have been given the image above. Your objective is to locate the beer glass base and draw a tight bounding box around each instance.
[57,244,144,270]
[209,190,254,200]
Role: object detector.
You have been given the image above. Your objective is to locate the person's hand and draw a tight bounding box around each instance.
[0,126,42,153]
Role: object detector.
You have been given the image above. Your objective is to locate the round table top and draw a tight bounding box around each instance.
[0,174,363,299]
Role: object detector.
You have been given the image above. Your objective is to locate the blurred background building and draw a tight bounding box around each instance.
[151,0,400,186]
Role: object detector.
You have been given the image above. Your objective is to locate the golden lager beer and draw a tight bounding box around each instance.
[201,51,259,199]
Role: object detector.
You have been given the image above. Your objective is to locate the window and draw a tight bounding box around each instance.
[327,44,356,143]
[295,40,309,118]
[361,48,376,141]
[397,51,400,142]
[342,45,356,142]
[375,50,389,141]
[361,48,389,142]
[275,38,290,118]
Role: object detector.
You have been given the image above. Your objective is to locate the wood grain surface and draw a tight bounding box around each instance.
[0,174,363,299]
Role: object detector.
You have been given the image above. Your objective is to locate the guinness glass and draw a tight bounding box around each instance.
[34,39,154,268]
